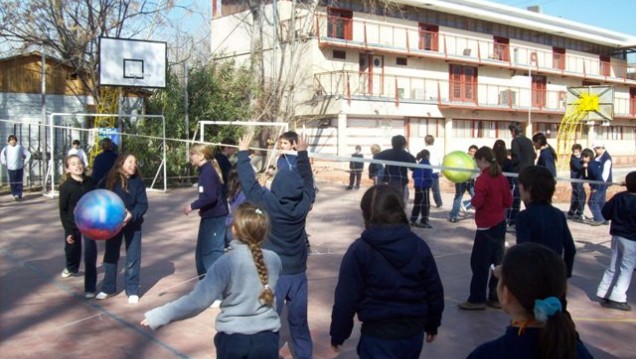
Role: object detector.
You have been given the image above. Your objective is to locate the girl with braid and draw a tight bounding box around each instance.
[142,202,282,358]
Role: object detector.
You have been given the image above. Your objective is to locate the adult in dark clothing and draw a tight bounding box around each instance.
[374,135,416,197]
[237,133,315,359]
[507,122,536,229]
[214,137,237,196]
[91,138,118,185]
[467,243,593,359]
[567,144,586,220]
[347,145,364,190]
[330,185,444,358]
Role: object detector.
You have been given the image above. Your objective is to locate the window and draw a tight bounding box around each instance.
[327,8,352,40]
[602,126,623,140]
[396,57,407,66]
[552,47,565,70]
[452,119,496,138]
[532,75,547,108]
[630,88,636,115]
[418,23,439,51]
[493,37,510,61]
[536,122,559,138]
[332,50,346,60]
[600,56,611,77]
[449,65,478,103]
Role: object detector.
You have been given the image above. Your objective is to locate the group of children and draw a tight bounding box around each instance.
[52,131,634,358]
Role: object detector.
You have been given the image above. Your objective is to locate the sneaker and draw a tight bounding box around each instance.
[420,222,433,229]
[486,300,502,309]
[436,204,443,208]
[85,292,96,299]
[600,300,631,312]
[448,217,458,223]
[210,299,222,308]
[128,295,139,304]
[61,268,73,278]
[14,195,19,202]
[458,301,486,310]
[602,220,610,225]
[566,212,574,219]
[590,220,604,227]
[460,202,467,214]
[506,225,516,233]
[96,292,110,300]
[413,222,432,229]
[345,186,353,190]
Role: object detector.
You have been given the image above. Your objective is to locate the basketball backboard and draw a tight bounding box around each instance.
[565,86,614,122]
[99,37,167,88]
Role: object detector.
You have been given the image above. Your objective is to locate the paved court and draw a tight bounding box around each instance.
[0,184,634,358]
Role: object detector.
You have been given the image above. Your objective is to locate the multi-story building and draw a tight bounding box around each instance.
[211,0,636,166]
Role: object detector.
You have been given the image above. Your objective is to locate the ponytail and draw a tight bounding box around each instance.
[474,146,502,177]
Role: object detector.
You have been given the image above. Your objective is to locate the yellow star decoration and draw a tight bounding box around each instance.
[575,93,600,112]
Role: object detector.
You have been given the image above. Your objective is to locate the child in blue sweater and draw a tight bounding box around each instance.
[468,243,592,358]
[582,148,604,224]
[142,202,282,357]
[330,185,444,358]
[411,149,433,228]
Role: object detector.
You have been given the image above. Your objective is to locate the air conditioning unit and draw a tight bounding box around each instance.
[499,90,517,105]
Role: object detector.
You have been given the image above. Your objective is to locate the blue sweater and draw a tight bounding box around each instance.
[107,174,148,229]
[516,202,576,277]
[91,150,118,185]
[468,326,593,358]
[330,224,444,345]
[144,242,282,334]
[537,147,557,177]
[237,150,314,275]
[602,191,636,241]
[569,155,584,179]
[412,159,433,189]
[584,161,603,190]
[191,161,228,218]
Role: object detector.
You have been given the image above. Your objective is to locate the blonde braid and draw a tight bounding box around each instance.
[247,242,274,305]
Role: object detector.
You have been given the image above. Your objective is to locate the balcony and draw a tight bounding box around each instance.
[315,13,636,85]
[313,70,636,118]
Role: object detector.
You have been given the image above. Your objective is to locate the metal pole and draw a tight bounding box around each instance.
[41,49,47,193]
[526,53,534,137]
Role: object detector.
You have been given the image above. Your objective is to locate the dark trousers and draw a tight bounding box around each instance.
[349,170,362,188]
[84,237,97,293]
[276,272,312,359]
[7,168,24,197]
[588,188,604,222]
[102,225,142,296]
[357,331,424,359]
[468,221,506,303]
[507,177,521,226]
[214,331,279,359]
[64,229,82,273]
[568,182,586,216]
[411,187,430,224]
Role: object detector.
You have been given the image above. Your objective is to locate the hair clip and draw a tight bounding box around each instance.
[255,208,263,216]
[263,284,270,290]
[534,296,562,322]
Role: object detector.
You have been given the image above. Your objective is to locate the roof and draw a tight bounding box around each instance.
[395,0,636,48]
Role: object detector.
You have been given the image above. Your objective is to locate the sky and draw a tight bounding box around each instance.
[488,0,636,36]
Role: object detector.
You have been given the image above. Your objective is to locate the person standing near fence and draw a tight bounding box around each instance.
[1,135,31,201]
[507,122,536,231]
[92,138,118,185]
[424,135,443,208]
[67,139,88,167]
[346,145,364,190]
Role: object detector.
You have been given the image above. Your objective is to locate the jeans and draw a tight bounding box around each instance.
[196,216,227,278]
[276,272,312,359]
[588,189,604,222]
[215,331,279,359]
[431,174,442,207]
[348,170,362,188]
[7,168,24,198]
[64,229,82,273]
[596,236,636,303]
[449,182,474,219]
[84,237,97,293]
[101,225,142,296]
[597,184,608,210]
[468,221,506,303]
[357,331,424,359]
[567,182,586,216]
[411,187,430,224]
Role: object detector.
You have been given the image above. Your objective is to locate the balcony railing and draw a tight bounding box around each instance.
[314,70,636,117]
[315,13,636,84]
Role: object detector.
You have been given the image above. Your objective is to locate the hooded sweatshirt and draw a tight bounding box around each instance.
[236,150,314,275]
[330,224,444,345]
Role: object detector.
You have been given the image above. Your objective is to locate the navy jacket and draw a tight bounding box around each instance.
[92,150,118,185]
[536,147,556,177]
[468,326,593,359]
[330,224,444,345]
[237,150,314,275]
[510,135,536,173]
[374,148,416,186]
[349,153,364,171]
[602,191,636,241]
[191,161,228,218]
[516,202,576,277]
[412,159,433,189]
[596,151,613,183]
[102,174,148,229]
[59,176,96,237]
[584,161,602,190]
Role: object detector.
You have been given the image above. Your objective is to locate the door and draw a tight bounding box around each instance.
[532,75,547,108]
[450,65,478,103]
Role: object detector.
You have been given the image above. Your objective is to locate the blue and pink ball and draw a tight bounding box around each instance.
[74,189,126,240]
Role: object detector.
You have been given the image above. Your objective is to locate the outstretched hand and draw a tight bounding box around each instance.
[238,133,253,151]
[296,134,309,152]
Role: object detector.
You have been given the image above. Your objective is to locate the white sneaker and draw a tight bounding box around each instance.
[96,292,110,300]
[210,300,221,308]
[61,268,73,278]
[128,295,139,304]
[85,292,96,299]
[460,203,467,214]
